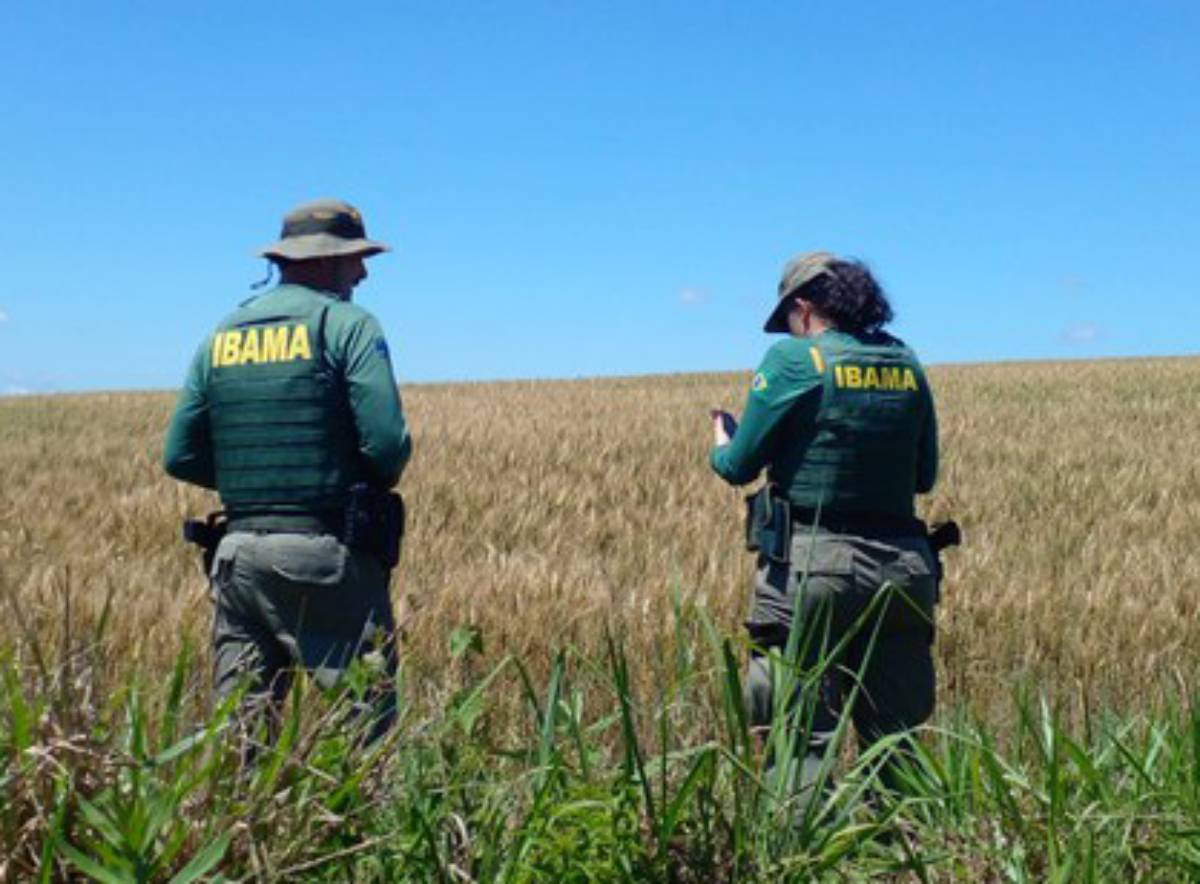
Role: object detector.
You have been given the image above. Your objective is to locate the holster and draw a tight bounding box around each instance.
[343,483,406,570]
[746,620,791,656]
[182,512,228,576]
[926,519,961,583]
[743,485,791,563]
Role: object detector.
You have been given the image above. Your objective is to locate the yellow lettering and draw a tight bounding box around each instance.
[262,325,288,362]
[287,324,312,361]
[833,362,917,393]
[220,330,242,366]
[211,333,223,367]
[239,328,261,364]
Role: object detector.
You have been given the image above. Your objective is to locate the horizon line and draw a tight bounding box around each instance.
[3,351,1198,399]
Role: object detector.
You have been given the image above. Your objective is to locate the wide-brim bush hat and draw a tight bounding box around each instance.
[763,251,837,333]
[258,198,390,262]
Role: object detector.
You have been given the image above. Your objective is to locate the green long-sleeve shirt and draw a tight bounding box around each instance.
[163,284,411,493]
[711,330,937,516]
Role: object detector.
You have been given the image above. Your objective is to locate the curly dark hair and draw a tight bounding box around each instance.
[800,259,894,334]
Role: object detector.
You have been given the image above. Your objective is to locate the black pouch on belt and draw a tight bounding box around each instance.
[182,511,228,576]
[744,485,791,563]
[343,484,407,570]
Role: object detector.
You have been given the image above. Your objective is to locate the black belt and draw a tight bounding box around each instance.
[226,511,343,536]
[789,506,924,537]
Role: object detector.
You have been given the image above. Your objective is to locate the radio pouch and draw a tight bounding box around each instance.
[744,485,791,563]
[343,484,406,570]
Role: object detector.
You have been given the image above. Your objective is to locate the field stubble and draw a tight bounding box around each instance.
[1,357,1198,736]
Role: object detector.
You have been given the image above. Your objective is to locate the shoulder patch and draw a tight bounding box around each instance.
[751,372,768,392]
[373,338,390,360]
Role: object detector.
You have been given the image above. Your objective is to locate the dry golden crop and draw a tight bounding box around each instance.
[2,357,1198,737]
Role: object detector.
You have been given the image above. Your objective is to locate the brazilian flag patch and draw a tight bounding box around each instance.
[751,372,768,392]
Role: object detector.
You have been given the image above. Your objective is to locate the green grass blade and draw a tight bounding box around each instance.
[166,831,233,884]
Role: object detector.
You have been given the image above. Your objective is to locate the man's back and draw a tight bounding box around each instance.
[165,284,410,513]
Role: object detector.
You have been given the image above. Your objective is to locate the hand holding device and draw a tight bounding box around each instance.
[710,409,738,444]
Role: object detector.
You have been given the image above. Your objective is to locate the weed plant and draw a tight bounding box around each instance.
[3,584,1200,880]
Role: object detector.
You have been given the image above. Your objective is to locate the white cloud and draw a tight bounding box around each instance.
[0,309,8,323]
[678,287,708,306]
[1057,275,1088,297]
[1060,322,1101,344]
[0,368,56,395]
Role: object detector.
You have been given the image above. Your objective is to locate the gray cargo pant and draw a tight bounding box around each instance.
[209,530,398,741]
[744,527,937,788]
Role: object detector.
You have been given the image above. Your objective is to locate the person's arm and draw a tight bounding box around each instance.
[709,341,822,486]
[916,380,938,494]
[340,311,411,488]
[163,342,217,488]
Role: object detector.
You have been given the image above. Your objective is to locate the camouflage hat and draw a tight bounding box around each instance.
[763,251,837,333]
[258,198,389,262]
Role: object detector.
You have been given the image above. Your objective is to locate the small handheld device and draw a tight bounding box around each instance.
[710,409,738,437]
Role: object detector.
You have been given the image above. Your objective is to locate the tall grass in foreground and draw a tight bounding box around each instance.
[3,589,1199,882]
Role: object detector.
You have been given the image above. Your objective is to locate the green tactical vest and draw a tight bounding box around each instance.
[206,296,365,515]
[778,334,929,517]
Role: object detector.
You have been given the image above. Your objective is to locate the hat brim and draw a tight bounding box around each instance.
[763,297,794,333]
[764,263,835,333]
[258,233,390,262]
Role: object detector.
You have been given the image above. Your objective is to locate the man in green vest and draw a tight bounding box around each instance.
[164,198,412,742]
[710,252,940,793]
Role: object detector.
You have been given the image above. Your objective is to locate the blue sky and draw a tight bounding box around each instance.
[1,1,1196,394]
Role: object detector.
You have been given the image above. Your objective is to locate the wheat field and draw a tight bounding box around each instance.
[4,357,1200,880]
[2,357,1197,734]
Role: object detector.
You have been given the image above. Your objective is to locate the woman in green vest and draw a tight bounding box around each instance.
[709,252,939,792]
